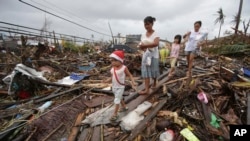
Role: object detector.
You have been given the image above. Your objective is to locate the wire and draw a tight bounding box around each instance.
[40,0,110,34]
[0,29,87,43]
[0,21,93,41]
[18,0,111,37]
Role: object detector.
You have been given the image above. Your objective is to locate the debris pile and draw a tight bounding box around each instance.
[0,35,250,141]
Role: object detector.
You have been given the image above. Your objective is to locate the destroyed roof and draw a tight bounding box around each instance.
[104,44,137,53]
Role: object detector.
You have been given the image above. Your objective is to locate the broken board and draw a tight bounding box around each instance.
[83,95,114,108]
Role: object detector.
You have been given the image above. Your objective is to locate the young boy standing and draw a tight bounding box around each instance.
[103,50,136,121]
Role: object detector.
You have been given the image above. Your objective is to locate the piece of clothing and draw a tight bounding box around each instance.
[112,87,125,104]
[184,30,207,52]
[185,50,197,56]
[142,49,152,66]
[150,58,160,78]
[141,32,159,59]
[159,48,169,64]
[170,43,180,58]
[170,58,177,68]
[141,58,160,78]
[110,65,126,88]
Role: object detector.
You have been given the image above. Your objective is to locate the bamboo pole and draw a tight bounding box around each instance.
[24,127,37,141]
[100,100,104,141]
[67,113,85,141]
[41,123,64,141]
[163,72,219,85]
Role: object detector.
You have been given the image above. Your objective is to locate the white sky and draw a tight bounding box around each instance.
[0,0,249,42]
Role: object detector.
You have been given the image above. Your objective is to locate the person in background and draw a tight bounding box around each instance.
[183,21,208,77]
[138,16,160,95]
[103,50,136,121]
[159,43,169,67]
[168,35,182,78]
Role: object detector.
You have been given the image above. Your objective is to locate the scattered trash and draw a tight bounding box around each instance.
[0,34,249,141]
[180,128,200,141]
[159,129,175,141]
[197,91,208,104]
[38,101,53,113]
[210,113,221,128]
[120,101,152,131]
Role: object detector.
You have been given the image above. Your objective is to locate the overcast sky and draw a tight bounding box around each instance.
[0,0,249,42]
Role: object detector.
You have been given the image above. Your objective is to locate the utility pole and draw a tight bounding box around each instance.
[53,30,57,48]
[235,0,243,34]
[108,22,114,45]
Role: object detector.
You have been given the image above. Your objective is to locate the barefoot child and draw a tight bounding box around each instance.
[168,35,182,77]
[103,50,136,121]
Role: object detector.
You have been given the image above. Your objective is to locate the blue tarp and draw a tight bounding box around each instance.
[78,62,96,71]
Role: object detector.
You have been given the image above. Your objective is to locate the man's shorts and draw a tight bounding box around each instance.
[185,50,197,56]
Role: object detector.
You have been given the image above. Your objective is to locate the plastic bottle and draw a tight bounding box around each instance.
[159,129,175,141]
[38,101,53,113]
[197,91,208,104]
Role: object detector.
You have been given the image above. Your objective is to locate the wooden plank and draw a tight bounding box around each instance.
[163,72,219,85]
[125,71,170,113]
[32,77,71,87]
[248,93,250,124]
[41,123,64,141]
[34,86,84,103]
[91,89,113,96]
[0,90,8,95]
[91,126,101,141]
[124,70,169,104]
[83,95,114,108]
[127,100,167,140]
[68,113,85,141]
[221,66,250,82]
[77,128,91,141]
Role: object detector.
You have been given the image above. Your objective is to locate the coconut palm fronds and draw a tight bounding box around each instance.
[204,44,250,55]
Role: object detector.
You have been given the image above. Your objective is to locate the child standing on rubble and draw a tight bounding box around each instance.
[168,35,182,78]
[103,50,137,121]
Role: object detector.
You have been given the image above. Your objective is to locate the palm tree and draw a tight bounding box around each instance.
[214,7,225,39]
[235,0,243,34]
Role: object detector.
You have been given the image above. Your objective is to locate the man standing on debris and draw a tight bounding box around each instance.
[183,21,208,77]
[138,16,160,95]
[103,50,137,121]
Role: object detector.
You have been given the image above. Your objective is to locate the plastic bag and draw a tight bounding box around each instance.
[143,49,152,66]
[146,55,152,66]
[120,101,152,131]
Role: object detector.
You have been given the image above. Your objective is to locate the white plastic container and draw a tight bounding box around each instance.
[159,129,175,141]
[38,101,53,113]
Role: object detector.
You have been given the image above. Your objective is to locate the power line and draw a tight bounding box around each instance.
[0,29,88,43]
[0,21,93,41]
[41,0,110,34]
[42,0,88,22]
[18,0,111,37]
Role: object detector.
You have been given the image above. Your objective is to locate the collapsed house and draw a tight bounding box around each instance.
[0,34,250,141]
